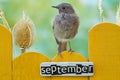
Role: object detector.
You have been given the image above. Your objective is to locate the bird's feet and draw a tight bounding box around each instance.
[68,49,74,55]
[59,53,63,58]
[58,52,63,58]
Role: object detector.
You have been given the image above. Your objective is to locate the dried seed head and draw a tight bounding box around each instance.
[13,12,35,53]
[98,0,104,22]
[116,5,120,25]
[0,8,11,31]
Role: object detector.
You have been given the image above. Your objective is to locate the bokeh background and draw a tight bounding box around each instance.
[0,0,119,59]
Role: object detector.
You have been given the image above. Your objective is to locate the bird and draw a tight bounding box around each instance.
[52,3,79,53]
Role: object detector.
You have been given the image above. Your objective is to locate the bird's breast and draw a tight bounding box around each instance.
[53,13,79,42]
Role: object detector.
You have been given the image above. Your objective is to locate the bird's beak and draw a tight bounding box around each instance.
[52,6,59,9]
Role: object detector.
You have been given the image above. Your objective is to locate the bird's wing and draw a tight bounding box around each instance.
[55,37,60,44]
[53,25,59,45]
[52,25,54,30]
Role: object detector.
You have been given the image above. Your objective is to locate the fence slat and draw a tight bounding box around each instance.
[51,51,88,80]
[0,25,12,80]
[89,23,120,80]
[13,52,50,80]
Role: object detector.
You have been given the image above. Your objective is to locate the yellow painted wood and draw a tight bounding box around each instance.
[0,24,12,80]
[13,52,50,80]
[89,23,120,80]
[51,51,88,80]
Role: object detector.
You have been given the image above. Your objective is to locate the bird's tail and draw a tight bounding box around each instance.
[58,42,67,53]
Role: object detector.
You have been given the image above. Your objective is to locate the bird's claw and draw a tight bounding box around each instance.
[58,53,63,58]
[68,49,74,55]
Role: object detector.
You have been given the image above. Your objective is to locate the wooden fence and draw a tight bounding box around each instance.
[0,22,120,80]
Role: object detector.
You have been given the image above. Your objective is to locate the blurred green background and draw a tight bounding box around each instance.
[0,0,119,59]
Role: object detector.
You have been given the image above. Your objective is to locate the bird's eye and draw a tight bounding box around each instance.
[62,7,65,9]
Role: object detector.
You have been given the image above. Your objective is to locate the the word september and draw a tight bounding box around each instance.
[40,62,93,76]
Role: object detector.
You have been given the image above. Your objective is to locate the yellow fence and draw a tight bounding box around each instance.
[0,23,120,80]
[89,23,120,80]
[0,25,12,80]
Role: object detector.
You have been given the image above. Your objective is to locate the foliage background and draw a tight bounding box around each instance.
[0,0,119,59]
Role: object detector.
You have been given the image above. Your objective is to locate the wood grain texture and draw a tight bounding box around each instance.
[89,23,120,80]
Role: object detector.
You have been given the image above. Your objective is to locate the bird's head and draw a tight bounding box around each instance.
[52,3,75,14]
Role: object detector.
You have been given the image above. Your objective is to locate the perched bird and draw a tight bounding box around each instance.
[52,3,79,53]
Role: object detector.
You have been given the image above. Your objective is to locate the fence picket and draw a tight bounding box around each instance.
[89,23,120,80]
[0,25,12,80]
